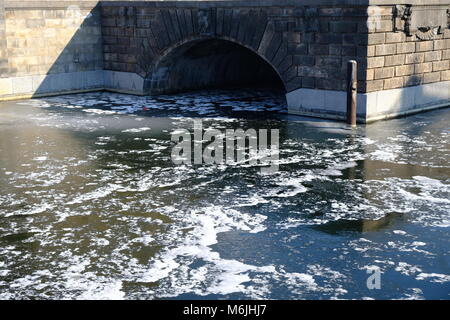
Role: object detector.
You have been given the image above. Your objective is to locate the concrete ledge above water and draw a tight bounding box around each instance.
[0,71,105,99]
[287,81,450,123]
[0,70,147,100]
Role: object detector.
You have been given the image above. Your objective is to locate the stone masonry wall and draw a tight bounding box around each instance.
[364,5,450,93]
[0,3,103,97]
[0,1,8,87]
[101,3,373,94]
[4,7,102,77]
[100,2,450,95]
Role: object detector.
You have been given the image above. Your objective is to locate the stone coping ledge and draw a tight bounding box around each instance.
[4,0,450,10]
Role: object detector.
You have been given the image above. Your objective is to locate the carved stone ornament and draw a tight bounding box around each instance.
[448,8,450,28]
[198,9,214,35]
[394,5,412,35]
[394,5,449,40]
[416,27,441,40]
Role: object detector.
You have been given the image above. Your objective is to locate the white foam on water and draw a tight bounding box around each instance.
[67,184,122,205]
[265,176,309,198]
[370,149,398,162]
[234,195,270,207]
[415,273,450,283]
[2,91,448,300]
[138,206,275,297]
[122,127,151,133]
[412,176,444,186]
[76,280,125,300]
[4,203,54,218]
[284,272,317,288]
[82,109,118,115]
[32,156,48,161]
[395,262,423,276]
[399,288,425,300]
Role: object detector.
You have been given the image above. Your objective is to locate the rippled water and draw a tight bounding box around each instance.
[0,90,449,300]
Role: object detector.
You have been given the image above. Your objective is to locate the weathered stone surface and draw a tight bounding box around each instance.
[433,60,450,72]
[395,64,415,77]
[423,71,441,83]
[0,0,7,77]
[397,42,416,54]
[367,56,385,68]
[383,77,404,90]
[384,54,405,66]
[4,6,103,81]
[374,67,395,80]
[375,44,396,56]
[405,52,425,64]
[415,62,433,74]
[425,51,443,62]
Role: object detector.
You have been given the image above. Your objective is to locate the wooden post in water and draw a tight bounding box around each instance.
[346,60,357,127]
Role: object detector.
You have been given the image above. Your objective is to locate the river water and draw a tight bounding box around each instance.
[0,90,449,300]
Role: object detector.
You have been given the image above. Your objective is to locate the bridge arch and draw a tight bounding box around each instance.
[143,36,287,95]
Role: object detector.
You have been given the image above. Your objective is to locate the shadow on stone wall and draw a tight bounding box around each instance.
[31,4,104,97]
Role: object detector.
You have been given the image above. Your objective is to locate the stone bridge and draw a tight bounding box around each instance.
[1,0,450,122]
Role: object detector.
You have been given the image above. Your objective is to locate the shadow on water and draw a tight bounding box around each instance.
[313,212,404,235]
[341,159,450,182]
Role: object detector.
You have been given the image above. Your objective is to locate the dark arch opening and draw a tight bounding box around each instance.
[146,39,286,94]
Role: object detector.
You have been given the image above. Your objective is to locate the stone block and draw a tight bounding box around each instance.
[414,62,433,74]
[374,20,393,33]
[434,39,446,51]
[384,77,404,90]
[367,33,385,45]
[385,32,405,44]
[416,41,434,52]
[316,33,343,44]
[342,45,356,56]
[423,71,441,84]
[375,44,396,56]
[441,70,450,81]
[425,51,442,62]
[397,42,416,54]
[384,54,405,67]
[288,43,308,55]
[405,53,425,64]
[343,33,367,45]
[26,19,45,28]
[308,44,328,55]
[432,60,449,72]
[367,56,385,68]
[329,44,342,56]
[316,56,341,69]
[329,21,357,33]
[366,69,374,81]
[366,79,384,92]
[395,65,415,77]
[443,49,450,60]
[293,52,315,65]
[374,67,395,80]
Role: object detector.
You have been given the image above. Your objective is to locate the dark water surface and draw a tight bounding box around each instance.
[0,90,448,299]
